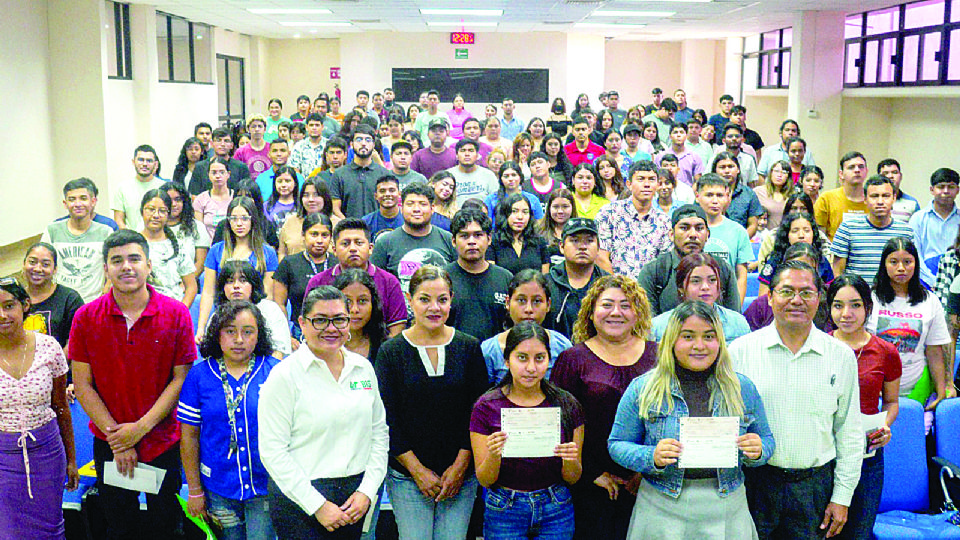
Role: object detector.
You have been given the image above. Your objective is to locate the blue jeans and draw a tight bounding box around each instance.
[385,467,478,540]
[206,490,275,540]
[358,482,384,540]
[483,485,575,540]
[837,449,884,540]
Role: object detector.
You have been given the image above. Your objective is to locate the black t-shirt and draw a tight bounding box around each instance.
[487,237,549,275]
[213,217,280,251]
[444,262,513,342]
[274,252,339,322]
[23,285,84,349]
[744,128,764,154]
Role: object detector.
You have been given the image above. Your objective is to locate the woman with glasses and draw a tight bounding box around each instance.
[139,189,197,306]
[259,286,388,539]
[374,265,488,540]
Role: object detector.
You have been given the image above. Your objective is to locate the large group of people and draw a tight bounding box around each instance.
[3,85,960,540]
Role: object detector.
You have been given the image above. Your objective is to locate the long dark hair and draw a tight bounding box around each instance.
[333,268,387,354]
[215,260,267,305]
[542,132,573,181]
[164,182,198,238]
[491,321,583,433]
[296,176,333,219]
[643,121,664,153]
[497,160,525,198]
[874,237,927,306]
[506,270,550,327]
[594,155,625,198]
[826,274,874,328]
[494,193,537,246]
[770,212,823,260]
[223,196,269,275]
[711,151,742,186]
[571,163,605,198]
[172,137,203,184]
[784,191,815,216]
[199,300,274,359]
[139,189,179,263]
[266,165,300,211]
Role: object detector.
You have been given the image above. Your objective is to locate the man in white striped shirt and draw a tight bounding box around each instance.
[729,260,862,539]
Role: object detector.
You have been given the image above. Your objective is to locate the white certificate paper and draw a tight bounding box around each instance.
[862,411,888,458]
[501,407,561,458]
[678,416,739,469]
[103,461,167,494]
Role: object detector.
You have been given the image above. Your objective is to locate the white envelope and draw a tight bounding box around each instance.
[103,461,167,494]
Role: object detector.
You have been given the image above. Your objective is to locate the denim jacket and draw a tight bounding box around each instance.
[608,371,775,498]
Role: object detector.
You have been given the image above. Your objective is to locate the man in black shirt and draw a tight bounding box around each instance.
[330,124,391,218]
[545,218,607,338]
[188,127,250,196]
[444,208,513,341]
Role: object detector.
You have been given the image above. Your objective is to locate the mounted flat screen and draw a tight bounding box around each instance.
[392,68,549,103]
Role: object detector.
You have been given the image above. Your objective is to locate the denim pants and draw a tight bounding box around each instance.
[385,467,478,540]
[206,490,275,540]
[483,484,575,540]
[358,482,384,540]
[837,449,884,540]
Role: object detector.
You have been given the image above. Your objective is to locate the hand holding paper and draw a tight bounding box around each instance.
[678,416,739,469]
[501,407,561,459]
[103,461,166,494]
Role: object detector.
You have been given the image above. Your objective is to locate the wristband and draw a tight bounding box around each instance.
[188,493,205,499]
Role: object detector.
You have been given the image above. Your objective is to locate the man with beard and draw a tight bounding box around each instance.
[444,208,513,341]
[330,124,390,218]
[112,145,165,230]
[362,175,403,242]
[544,218,607,337]
[637,204,742,315]
[371,182,456,289]
[708,123,759,186]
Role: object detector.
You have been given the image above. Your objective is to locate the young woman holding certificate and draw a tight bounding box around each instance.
[608,300,775,539]
[470,321,585,540]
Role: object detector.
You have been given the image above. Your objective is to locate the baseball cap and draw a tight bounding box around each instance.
[562,217,598,240]
[622,123,643,136]
[428,117,449,130]
[671,204,708,227]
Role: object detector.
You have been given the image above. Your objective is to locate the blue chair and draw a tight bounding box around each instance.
[746,273,759,297]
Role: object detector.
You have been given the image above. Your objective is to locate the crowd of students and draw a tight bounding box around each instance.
[3,86,960,540]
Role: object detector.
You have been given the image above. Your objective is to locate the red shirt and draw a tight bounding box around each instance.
[831,332,902,415]
[70,286,197,461]
[564,141,605,167]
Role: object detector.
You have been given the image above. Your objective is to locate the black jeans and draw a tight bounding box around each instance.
[93,438,183,540]
[269,473,364,540]
[571,478,635,540]
[744,461,835,540]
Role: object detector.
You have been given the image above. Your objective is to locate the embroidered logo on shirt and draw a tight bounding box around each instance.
[350,380,373,391]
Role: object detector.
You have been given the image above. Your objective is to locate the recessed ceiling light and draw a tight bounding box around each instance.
[293,33,301,38]
[420,9,503,16]
[426,21,498,27]
[575,22,648,29]
[592,10,675,17]
[248,8,333,15]
[279,21,352,27]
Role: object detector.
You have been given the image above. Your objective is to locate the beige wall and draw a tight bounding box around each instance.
[604,40,682,111]
[742,93,789,151]
[262,38,340,118]
[883,98,960,205]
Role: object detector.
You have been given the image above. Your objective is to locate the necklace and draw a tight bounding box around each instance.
[218,356,257,459]
[0,338,29,380]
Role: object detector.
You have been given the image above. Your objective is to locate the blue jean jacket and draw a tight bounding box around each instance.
[608,371,775,499]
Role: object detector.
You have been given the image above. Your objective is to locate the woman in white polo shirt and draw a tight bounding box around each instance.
[258,286,388,539]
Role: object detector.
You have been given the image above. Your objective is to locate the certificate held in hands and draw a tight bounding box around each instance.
[678,416,739,469]
[501,407,561,458]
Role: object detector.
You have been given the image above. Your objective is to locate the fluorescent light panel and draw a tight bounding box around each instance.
[575,22,648,29]
[426,21,498,27]
[248,8,332,14]
[420,9,503,16]
[592,10,675,17]
[279,21,352,27]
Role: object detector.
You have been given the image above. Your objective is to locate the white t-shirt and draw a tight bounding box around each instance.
[147,238,195,301]
[867,292,950,394]
[169,221,212,268]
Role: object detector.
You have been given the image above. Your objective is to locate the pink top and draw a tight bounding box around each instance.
[193,190,234,239]
[0,333,68,433]
[446,108,474,140]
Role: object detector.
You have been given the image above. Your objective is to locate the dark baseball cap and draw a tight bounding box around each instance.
[671,204,708,227]
[622,123,643,136]
[428,117,449,130]
[562,217,598,239]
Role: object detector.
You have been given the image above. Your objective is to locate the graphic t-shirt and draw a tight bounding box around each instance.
[233,143,272,177]
[867,292,950,394]
[147,238,196,301]
[41,220,114,303]
[371,227,456,294]
[22,285,84,348]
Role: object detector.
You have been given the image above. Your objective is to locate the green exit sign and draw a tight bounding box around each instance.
[455,48,468,60]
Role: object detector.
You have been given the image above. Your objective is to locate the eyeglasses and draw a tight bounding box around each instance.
[143,206,169,216]
[303,315,351,331]
[228,216,252,223]
[773,287,819,301]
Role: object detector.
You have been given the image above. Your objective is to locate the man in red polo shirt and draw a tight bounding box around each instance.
[71,229,195,540]
[564,115,605,167]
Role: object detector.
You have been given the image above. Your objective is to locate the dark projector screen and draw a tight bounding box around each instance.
[392,68,549,103]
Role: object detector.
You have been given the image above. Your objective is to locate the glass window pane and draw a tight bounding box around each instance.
[743,33,760,54]
[767,52,780,86]
[866,7,900,35]
[905,0,945,29]
[846,14,864,38]
[759,55,770,86]
[949,29,960,79]
[228,59,244,119]
[156,14,169,81]
[864,40,879,83]
[781,51,791,86]
[903,34,920,82]
[845,42,862,84]
[762,31,780,51]
[105,1,118,77]
[194,24,212,83]
[953,0,960,22]
[218,57,228,117]
[782,27,793,48]
[171,17,190,81]
[879,37,898,82]
[922,31,942,80]
[742,56,759,91]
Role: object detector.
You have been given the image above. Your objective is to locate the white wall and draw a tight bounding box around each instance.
[604,40,682,111]
[262,37,340,118]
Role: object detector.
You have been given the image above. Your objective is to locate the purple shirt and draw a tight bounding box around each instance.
[469,389,584,491]
[304,263,407,326]
[410,147,458,181]
[550,342,657,481]
[233,143,272,177]
[446,108,474,140]
[655,148,705,188]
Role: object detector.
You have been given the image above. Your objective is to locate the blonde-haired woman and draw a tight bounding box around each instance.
[754,160,793,230]
[608,300,775,539]
[550,274,658,540]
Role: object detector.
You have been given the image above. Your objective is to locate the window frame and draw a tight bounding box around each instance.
[743,27,792,89]
[156,11,213,85]
[107,1,132,80]
[844,0,957,88]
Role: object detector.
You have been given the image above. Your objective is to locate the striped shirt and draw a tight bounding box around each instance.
[831,215,912,281]
[729,324,862,506]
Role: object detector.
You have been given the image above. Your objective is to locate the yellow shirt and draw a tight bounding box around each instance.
[814,187,867,240]
[575,194,611,220]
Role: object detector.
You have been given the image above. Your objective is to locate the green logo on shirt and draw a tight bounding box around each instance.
[350,380,373,391]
